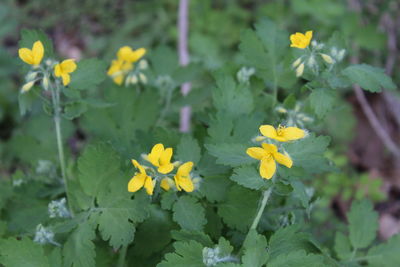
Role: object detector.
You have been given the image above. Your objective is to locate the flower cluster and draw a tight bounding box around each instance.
[290,31,346,77]
[247,125,305,179]
[107,46,146,85]
[18,40,77,92]
[128,143,198,195]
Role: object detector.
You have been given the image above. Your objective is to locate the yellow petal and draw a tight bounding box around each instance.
[60,59,77,73]
[130,48,146,62]
[32,41,44,65]
[260,158,276,179]
[144,177,155,195]
[280,127,305,141]
[147,143,164,167]
[131,159,146,174]
[61,74,71,86]
[128,174,146,192]
[274,152,293,168]
[259,125,278,139]
[18,48,34,65]
[177,177,194,192]
[54,64,62,77]
[176,161,193,178]
[305,31,313,40]
[113,75,124,85]
[117,46,133,61]
[261,143,278,154]
[246,147,267,160]
[160,148,173,166]
[158,164,174,174]
[160,178,171,191]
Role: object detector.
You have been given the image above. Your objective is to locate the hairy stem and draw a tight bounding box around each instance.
[50,82,74,216]
[117,245,128,267]
[250,188,273,230]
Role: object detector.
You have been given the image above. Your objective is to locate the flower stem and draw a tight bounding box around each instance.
[50,82,74,216]
[117,245,128,267]
[250,187,273,230]
[238,187,273,257]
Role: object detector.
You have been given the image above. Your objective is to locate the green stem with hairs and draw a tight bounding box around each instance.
[50,81,74,216]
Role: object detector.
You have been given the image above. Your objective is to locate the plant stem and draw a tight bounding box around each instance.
[50,82,74,216]
[117,245,128,267]
[250,187,273,230]
[238,187,273,257]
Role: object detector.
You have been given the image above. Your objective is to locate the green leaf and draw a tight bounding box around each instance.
[239,29,270,70]
[96,187,149,249]
[199,175,231,203]
[63,101,88,120]
[131,205,173,258]
[283,134,332,174]
[176,135,201,164]
[268,250,325,267]
[268,225,319,259]
[158,240,204,267]
[230,165,270,190]
[309,88,337,118]
[19,29,54,58]
[63,220,96,267]
[18,86,39,115]
[0,237,50,267]
[241,230,268,267]
[212,73,254,116]
[69,58,107,90]
[206,143,253,167]
[218,185,259,232]
[342,64,396,93]
[171,230,213,247]
[348,200,378,249]
[78,143,121,197]
[367,234,400,267]
[173,196,207,231]
[334,232,352,260]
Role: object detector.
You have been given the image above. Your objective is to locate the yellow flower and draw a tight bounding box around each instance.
[260,125,305,142]
[107,59,133,85]
[247,143,292,179]
[160,178,174,191]
[144,143,174,174]
[18,40,44,66]
[54,59,77,86]
[174,162,195,192]
[290,31,313,49]
[117,46,146,63]
[128,160,155,195]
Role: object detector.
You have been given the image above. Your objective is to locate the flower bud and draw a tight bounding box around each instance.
[320,53,334,64]
[42,76,50,90]
[336,49,346,61]
[254,136,267,142]
[131,74,139,84]
[307,56,316,68]
[295,63,305,77]
[292,58,302,68]
[276,107,288,113]
[21,81,35,93]
[139,60,148,70]
[139,73,148,84]
[26,71,38,81]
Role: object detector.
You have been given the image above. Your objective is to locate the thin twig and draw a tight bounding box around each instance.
[178,0,191,133]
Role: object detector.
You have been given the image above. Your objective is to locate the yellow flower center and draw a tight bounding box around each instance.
[276,125,286,136]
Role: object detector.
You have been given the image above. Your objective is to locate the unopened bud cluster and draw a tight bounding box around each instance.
[33,224,56,245]
[237,66,255,84]
[48,198,70,218]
